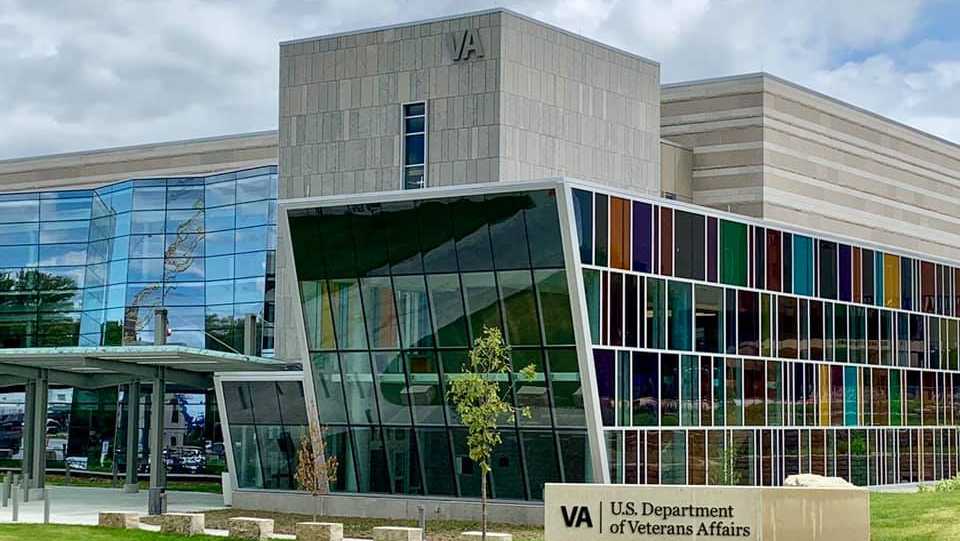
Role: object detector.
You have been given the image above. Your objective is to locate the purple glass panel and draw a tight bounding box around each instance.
[632,201,652,273]
[594,348,616,426]
[707,217,718,282]
[839,244,852,302]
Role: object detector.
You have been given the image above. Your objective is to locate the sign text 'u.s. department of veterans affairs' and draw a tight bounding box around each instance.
[544,483,870,541]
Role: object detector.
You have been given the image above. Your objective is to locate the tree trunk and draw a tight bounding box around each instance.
[481,469,487,541]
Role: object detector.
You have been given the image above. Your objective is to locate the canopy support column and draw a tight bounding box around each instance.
[29,369,48,497]
[147,368,166,515]
[124,380,140,493]
[20,380,35,493]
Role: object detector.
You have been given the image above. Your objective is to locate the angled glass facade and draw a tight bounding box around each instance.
[0,166,277,353]
[287,189,591,499]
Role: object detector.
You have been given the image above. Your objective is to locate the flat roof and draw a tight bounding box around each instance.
[0,345,289,389]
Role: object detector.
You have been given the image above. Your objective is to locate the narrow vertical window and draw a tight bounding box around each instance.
[402,102,427,189]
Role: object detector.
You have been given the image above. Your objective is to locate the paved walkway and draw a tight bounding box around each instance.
[0,486,225,525]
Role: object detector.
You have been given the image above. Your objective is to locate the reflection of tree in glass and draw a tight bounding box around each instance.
[123,207,204,344]
[0,269,81,347]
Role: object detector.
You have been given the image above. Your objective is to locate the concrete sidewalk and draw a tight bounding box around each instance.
[0,486,224,525]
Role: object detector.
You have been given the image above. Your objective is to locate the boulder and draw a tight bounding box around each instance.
[228,517,275,540]
[98,512,140,529]
[296,522,344,541]
[783,474,854,488]
[372,526,423,541]
[159,512,206,536]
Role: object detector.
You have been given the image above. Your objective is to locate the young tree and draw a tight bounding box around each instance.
[447,326,535,541]
[294,424,339,522]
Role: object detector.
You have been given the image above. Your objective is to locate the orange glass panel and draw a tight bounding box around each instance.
[610,197,624,269]
[884,253,900,308]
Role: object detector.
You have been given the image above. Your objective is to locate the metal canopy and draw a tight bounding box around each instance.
[0,345,287,390]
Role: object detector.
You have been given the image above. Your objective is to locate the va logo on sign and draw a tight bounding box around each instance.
[561,506,593,528]
[448,29,484,61]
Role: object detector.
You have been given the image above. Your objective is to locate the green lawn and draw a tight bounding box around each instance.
[871,490,960,540]
[0,524,222,541]
[2,491,959,541]
[44,474,223,494]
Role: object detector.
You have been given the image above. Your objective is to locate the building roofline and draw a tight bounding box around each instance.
[0,129,279,166]
[280,7,659,67]
[664,71,960,152]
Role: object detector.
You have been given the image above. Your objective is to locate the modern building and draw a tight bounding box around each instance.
[2,7,960,522]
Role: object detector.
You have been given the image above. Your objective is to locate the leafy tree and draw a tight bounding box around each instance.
[447,326,534,541]
[294,423,339,522]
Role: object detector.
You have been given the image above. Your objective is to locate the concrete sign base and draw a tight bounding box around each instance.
[544,484,868,541]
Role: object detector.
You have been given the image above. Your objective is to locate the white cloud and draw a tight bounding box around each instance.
[1,0,959,158]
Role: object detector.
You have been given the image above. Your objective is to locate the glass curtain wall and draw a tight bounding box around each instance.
[574,186,960,487]
[290,189,589,501]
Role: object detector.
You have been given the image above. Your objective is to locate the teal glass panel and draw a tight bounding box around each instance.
[426,274,469,347]
[498,270,540,346]
[680,355,699,426]
[393,275,433,349]
[667,280,692,351]
[440,350,469,425]
[324,426,356,492]
[713,359,725,426]
[572,189,593,264]
[583,269,601,345]
[535,270,575,345]
[793,235,813,296]
[617,351,630,426]
[844,366,858,426]
[646,278,665,349]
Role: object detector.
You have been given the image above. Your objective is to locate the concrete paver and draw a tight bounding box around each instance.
[0,486,225,525]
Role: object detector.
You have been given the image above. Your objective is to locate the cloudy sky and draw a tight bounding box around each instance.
[2,0,960,159]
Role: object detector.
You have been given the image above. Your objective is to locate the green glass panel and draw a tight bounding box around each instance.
[351,427,390,493]
[360,277,400,349]
[393,276,433,349]
[418,428,455,496]
[382,427,424,495]
[522,430,561,499]
[514,349,551,427]
[462,272,501,341]
[426,274,469,347]
[767,361,782,426]
[667,280,692,351]
[889,370,901,426]
[617,351,630,426]
[548,349,586,428]
[524,190,564,268]
[713,359,725,426]
[328,279,367,350]
[416,200,458,273]
[661,430,687,485]
[487,193,532,270]
[498,270,540,346]
[440,350,469,425]
[372,350,410,425]
[646,278,665,349]
[341,351,381,425]
[535,270,575,345]
[793,235,813,296]
[310,352,347,424]
[844,365,858,426]
[719,220,747,286]
[583,269,601,345]
[405,350,444,425]
[725,358,742,426]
